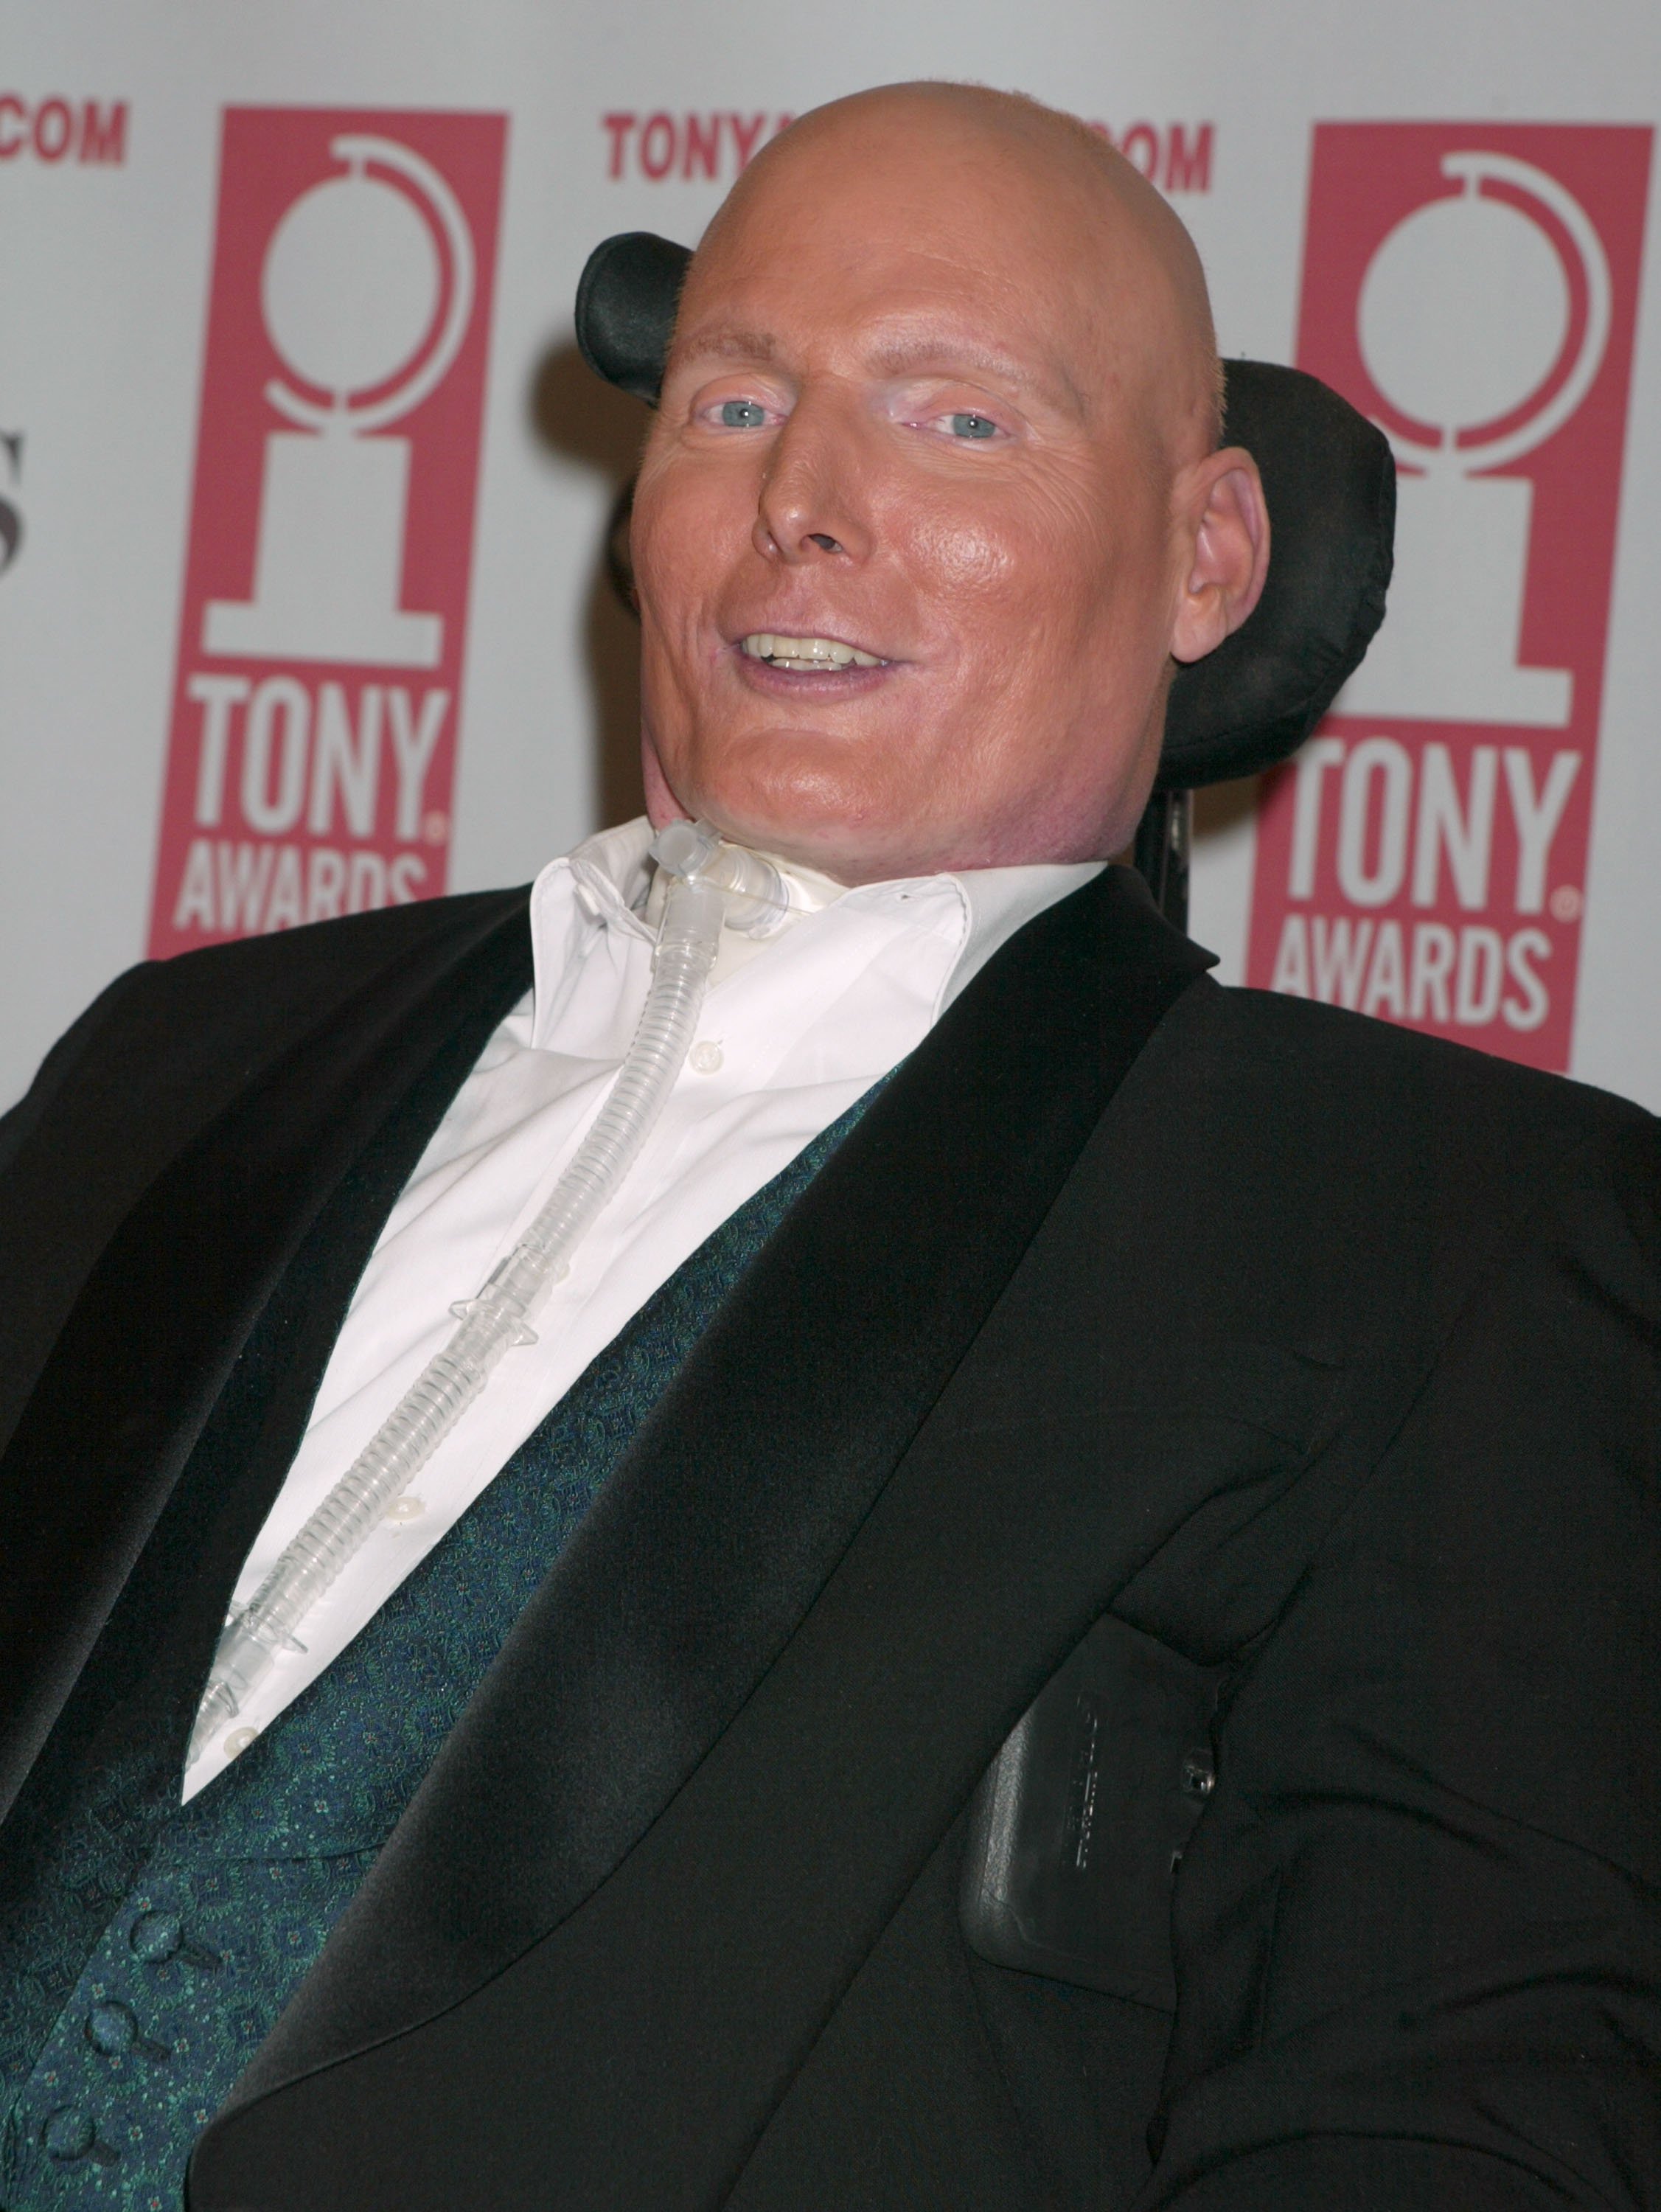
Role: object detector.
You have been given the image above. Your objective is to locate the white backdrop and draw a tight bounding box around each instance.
[3,0,1659,1111]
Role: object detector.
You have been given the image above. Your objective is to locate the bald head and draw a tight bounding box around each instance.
[630,79,1267,883]
[688,83,1224,465]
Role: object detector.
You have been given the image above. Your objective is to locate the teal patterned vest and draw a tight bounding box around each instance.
[0,1093,875,2211]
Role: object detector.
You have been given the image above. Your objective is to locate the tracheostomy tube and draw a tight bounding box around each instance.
[187,822,787,1767]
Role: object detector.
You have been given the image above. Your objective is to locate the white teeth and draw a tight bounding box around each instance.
[740,632,882,669]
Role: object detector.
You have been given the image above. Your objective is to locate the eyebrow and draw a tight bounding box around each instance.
[669,325,783,367]
[669,323,1086,418]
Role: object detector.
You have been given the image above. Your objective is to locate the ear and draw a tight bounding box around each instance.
[1169,446,1270,666]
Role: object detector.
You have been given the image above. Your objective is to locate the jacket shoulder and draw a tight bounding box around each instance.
[2,888,531,1148]
[0,888,534,1463]
[100,885,531,1048]
[1192,977,1655,1157]
[1110,975,1660,1368]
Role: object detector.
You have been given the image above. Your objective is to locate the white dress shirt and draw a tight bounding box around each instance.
[184,819,1101,1799]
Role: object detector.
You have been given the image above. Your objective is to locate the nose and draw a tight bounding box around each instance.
[752,394,873,566]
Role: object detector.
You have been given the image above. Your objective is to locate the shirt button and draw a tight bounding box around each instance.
[386,1496,425,1523]
[223,1725,259,1758]
[130,1910,220,1971]
[689,1042,723,1074]
[85,2000,170,2062]
[130,1910,184,1962]
[42,2108,105,2163]
[86,2001,136,2055]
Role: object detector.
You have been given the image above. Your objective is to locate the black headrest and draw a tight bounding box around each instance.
[575,231,1396,789]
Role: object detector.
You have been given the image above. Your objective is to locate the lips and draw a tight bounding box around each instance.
[738,631,888,671]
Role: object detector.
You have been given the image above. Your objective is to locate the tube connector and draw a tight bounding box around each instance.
[650,818,790,937]
[650,817,721,879]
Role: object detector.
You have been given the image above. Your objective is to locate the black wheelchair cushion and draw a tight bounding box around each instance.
[574,232,1395,790]
[1163,362,1394,790]
[575,232,694,404]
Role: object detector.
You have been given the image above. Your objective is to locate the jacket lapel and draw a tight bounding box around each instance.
[0,894,533,1820]
[217,867,1214,2117]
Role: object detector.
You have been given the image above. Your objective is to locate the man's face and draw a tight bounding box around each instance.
[631,105,1216,882]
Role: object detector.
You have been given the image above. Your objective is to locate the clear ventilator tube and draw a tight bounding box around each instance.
[187,821,787,1767]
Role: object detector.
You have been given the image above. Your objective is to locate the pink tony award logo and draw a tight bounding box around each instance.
[1246,125,1651,1071]
[149,108,506,956]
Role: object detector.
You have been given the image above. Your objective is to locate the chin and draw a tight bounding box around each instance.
[660,735,908,877]
[700,793,892,880]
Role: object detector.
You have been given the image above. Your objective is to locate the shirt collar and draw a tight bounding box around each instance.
[942,852,1104,1009]
[528,816,1104,1039]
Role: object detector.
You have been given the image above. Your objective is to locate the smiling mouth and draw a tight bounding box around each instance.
[739,632,887,671]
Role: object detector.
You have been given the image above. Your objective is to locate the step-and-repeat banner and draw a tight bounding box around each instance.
[4,6,1659,1110]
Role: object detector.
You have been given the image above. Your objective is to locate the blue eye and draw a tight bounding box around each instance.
[719,400,767,428]
[949,411,998,439]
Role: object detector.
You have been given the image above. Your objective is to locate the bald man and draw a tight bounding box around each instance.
[1,83,1657,2212]
[633,84,1258,885]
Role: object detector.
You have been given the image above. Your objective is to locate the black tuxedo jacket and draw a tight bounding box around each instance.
[1,868,1657,2212]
